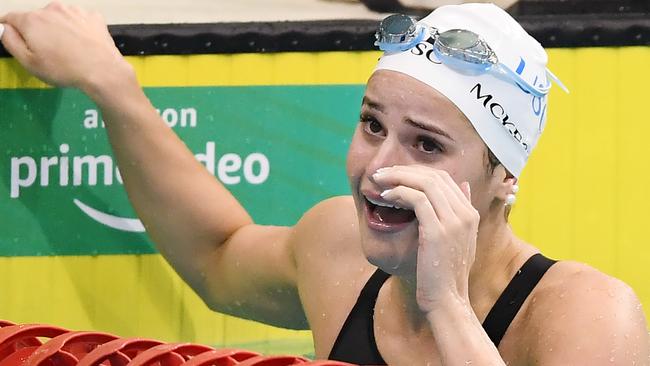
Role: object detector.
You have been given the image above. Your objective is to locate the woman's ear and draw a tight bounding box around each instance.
[491,165,518,205]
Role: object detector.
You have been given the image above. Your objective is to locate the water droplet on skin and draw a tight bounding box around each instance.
[462,259,466,265]
[450,247,456,253]
[465,361,472,365]
[608,289,616,297]
[321,313,326,318]
[559,292,566,298]
[610,357,615,362]
[433,261,440,267]
[334,281,340,287]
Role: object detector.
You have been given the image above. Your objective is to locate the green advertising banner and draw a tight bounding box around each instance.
[0,85,365,256]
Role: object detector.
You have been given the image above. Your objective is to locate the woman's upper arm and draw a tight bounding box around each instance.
[191,196,355,330]
[195,223,307,329]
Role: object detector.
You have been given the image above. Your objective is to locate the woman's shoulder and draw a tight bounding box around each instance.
[532,259,638,308]
[517,259,649,363]
[291,195,365,263]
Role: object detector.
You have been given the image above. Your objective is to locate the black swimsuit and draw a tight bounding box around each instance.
[328,253,556,364]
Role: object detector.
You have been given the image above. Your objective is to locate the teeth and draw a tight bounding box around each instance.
[366,196,406,210]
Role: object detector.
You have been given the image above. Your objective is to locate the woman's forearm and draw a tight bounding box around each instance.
[426,294,507,366]
[83,63,254,289]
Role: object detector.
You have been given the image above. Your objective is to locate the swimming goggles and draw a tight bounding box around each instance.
[374,14,568,98]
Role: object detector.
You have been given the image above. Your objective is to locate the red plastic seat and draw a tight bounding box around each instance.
[0,324,69,366]
[180,349,260,366]
[236,355,309,366]
[76,338,164,366]
[126,343,214,366]
[24,331,118,366]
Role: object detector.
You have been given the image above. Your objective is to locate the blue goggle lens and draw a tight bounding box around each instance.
[375,14,558,97]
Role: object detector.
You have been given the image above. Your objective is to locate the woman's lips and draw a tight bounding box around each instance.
[363,195,416,233]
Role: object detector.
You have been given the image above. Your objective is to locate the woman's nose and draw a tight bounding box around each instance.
[366,138,405,175]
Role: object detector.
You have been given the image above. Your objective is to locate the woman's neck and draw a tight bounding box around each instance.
[390,218,531,329]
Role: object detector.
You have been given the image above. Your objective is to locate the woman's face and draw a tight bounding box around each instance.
[347,70,499,274]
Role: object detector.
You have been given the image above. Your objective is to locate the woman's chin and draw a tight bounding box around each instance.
[359,221,418,274]
[363,242,417,276]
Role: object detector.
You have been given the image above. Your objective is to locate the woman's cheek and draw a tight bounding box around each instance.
[346,130,366,179]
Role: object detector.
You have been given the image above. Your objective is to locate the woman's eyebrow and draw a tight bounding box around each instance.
[405,118,454,142]
[361,96,385,112]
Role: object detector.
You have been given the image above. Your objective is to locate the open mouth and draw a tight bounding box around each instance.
[364,195,416,231]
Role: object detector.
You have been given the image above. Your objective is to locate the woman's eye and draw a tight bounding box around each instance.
[368,120,382,134]
[360,115,384,136]
[417,137,442,154]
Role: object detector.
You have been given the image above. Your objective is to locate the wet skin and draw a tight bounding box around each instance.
[1,4,648,364]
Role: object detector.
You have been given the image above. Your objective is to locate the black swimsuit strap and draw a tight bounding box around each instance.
[482,253,557,347]
[328,268,390,364]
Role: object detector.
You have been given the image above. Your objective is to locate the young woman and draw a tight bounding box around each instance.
[1,2,648,364]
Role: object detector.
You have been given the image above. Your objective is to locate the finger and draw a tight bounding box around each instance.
[375,168,456,218]
[373,165,474,217]
[44,1,64,10]
[0,11,29,29]
[460,181,471,202]
[381,185,441,229]
[423,168,472,207]
[395,166,475,213]
[0,23,32,64]
[431,173,477,221]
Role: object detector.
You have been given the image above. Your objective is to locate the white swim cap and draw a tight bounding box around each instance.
[375,3,562,177]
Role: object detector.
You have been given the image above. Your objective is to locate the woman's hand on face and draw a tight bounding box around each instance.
[372,165,479,313]
[0,2,129,91]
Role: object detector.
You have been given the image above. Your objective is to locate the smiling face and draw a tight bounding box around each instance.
[347,70,504,274]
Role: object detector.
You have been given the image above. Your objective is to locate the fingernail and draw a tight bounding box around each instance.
[375,167,390,174]
[380,189,392,197]
[0,24,5,40]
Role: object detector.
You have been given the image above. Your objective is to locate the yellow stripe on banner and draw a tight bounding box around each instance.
[0,51,382,89]
[0,255,313,355]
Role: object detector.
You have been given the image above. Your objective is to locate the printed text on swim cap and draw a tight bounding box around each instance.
[470,83,529,152]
